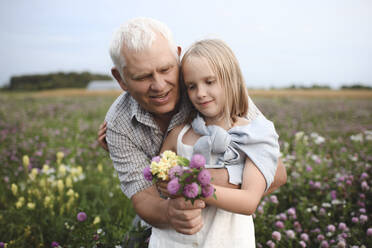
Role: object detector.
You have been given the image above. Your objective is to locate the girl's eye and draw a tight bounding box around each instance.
[187,84,195,90]
[206,80,214,85]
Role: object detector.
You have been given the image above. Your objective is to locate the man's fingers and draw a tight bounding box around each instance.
[173,213,204,235]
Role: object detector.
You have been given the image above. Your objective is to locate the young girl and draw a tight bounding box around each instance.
[149,39,280,248]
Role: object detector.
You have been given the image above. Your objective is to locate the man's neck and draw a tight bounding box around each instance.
[153,112,174,134]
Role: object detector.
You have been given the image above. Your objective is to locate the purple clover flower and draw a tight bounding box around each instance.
[360,214,368,223]
[367,228,372,236]
[143,166,152,181]
[338,222,347,231]
[167,178,181,195]
[270,195,279,204]
[77,212,87,222]
[189,154,206,169]
[183,182,199,198]
[275,221,285,229]
[152,156,161,163]
[201,184,214,198]
[266,240,275,248]
[197,169,211,186]
[286,230,295,239]
[272,231,281,241]
[0,242,5,248]
[300,233,309,242]
[51,242,60,248]
[321,240,329,248]
[352,217,359,223]
[169,165,184,180]
[299,240,306,248]
[327,224,336,232]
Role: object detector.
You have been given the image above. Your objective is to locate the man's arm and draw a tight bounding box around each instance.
[106,125,205,234]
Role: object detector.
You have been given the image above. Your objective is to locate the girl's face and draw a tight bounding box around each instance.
[182,56,226,126]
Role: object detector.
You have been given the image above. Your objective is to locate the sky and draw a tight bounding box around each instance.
[0,0,371,89]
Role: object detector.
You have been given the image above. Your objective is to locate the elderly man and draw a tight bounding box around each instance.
[100,17,286,245]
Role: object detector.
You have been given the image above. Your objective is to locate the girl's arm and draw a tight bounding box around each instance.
[203,157,266,215]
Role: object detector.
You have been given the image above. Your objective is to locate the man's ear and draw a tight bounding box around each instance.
[177,46,182,57]
[111,68,127,91]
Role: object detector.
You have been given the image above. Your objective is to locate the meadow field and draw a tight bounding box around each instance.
[0,90,371,247]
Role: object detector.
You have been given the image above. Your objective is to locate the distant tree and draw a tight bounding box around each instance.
[4,72,112,91]
[341,84,372,90]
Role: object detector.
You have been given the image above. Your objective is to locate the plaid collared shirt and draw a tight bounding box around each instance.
[105,92,261,199]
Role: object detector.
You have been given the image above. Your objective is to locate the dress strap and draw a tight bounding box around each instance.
[177,124,191,146]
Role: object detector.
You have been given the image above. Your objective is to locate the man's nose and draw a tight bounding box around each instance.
[150,73,166,91]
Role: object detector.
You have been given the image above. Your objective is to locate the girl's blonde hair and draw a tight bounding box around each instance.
[181,39,249,126]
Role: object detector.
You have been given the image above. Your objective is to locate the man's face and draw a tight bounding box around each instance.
[120,35,180,118]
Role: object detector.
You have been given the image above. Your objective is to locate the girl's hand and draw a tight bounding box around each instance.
[97,121,108,151]
[157,180,181,198]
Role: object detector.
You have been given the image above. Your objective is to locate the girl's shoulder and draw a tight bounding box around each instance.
[232,117,251,127]
[168,123,187,138]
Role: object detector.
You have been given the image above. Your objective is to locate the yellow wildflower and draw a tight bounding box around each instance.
[29,168,38,181]
[16,197,25,209]
[42,164,50,173]
[57,179,64,193]
[56,151,64,164]
[66,188,74,197]
[23,155,30,168]
[27,202,36,210]
[44,196,52,208]
[11,183,18,196]
[65,176,73,188]
[74,192,79,199]
[58,164,67,177]
[93,216,101,225]
[39,178,47,189]
[97,163,103,172]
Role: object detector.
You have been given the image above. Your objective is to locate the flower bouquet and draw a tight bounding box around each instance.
[143,150,216,203]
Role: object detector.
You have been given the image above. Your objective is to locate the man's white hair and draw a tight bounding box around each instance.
[109,17,178,80]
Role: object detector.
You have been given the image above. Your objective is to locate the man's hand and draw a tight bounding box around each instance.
[97,121,108,151]
[166,197,205,235]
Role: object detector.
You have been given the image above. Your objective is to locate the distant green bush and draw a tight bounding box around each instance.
[3,72,112,91]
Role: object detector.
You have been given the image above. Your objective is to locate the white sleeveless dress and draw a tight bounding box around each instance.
[149,124,256,248]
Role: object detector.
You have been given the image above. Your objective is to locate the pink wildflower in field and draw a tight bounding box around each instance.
[201,184,214,198]
[77,212,87,222]
[367,228,372,236]
[189,154,206,169]
[51,242,60,248]
[359,214,368,223]
[360,172,368,180]
[266,240,275,248]
[270,195,279,204]
[272,231,281,241]
[286,230,295,239]
[321,240,329,248]
[0,242,5,248]
[351,217,359,223]
[306,166,312,172]
[287,207,296,216]
[300,233,309,242]
[327,224,336,232]
[361,181,369,191]
[183,183,199,198]
[197,169,211,186]
[317,234,325,241]
[337,240,346,248]
[330,190,337,200]
[319,208,326,216]
[143,166,152,181]
[275,221,284,229]
[299,240,306,248]
[278,213,287,221]
[338,222,347,231]
[167,178,180,195]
